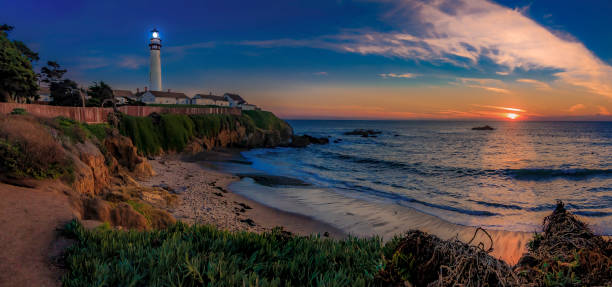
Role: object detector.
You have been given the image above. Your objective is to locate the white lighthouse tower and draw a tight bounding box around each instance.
[149,28,162,91]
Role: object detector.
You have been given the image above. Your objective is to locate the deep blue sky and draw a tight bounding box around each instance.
[4,0,612,119]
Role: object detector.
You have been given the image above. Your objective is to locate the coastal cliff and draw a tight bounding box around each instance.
[118,110,293,156]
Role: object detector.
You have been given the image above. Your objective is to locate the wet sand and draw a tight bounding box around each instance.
[143,150,533,265]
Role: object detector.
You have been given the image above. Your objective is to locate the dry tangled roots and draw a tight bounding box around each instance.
[514,202,612,286]
[378,230,519,287]
[377,202,611,287]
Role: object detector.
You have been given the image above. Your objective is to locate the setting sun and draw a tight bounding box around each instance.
[506,113,519,120]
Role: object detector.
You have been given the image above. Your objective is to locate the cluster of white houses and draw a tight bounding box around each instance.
[36,87,259,110]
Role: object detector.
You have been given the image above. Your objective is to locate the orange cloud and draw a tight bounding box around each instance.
[568,104,586,112]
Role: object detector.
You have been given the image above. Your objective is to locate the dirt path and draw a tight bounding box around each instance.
[0,182,77,287]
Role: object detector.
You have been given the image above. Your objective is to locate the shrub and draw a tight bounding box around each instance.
[10,108,26,115]
[51,117,109,143]
[83,123,109,141]
[159,114,194,152]
[118,111,287,156]
[0,115,73,179]
[62,220,384,286]
[243,110,286,131]
[119,115,162,155]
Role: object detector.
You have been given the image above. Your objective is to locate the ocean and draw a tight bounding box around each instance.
[228,120,612,236]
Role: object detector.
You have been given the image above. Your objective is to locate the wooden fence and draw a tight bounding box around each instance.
[0,103,241,124]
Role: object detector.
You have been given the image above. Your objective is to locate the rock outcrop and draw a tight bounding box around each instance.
[472,125,495,130]
[103,129,154,179]
[344,129,382,137]
[71,141,111,195]
[286,135,330,148]
[186,120,293,152]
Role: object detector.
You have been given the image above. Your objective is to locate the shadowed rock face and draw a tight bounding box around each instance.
[69,128,155,195]
[72,141,110,196]
[104,129,154,179]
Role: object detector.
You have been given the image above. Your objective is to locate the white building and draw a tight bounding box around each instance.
[223,93,258,110]
[138,90,190,105]
[149,29,162,91]
[191,94,229,106]
[224,93,246,107]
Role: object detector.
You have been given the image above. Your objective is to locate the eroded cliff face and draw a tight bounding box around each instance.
[70,130,154,195]
[103,129,155,179]
[71,141,110,195]
[184,121,293,153]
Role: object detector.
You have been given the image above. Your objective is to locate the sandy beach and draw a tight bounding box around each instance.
[138,153,345,238]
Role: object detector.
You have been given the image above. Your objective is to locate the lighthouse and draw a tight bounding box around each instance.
[149,29,162,91]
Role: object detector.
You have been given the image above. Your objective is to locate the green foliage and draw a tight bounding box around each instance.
[83,123,110,142]
[41,61,83,106]
[119,115,162,155]
[242,110,286,131]
[190,114,255,138]
[0,138,73,180]
[159,114,194,151]
[54,117,108,143]
[0,24,38,102]
[62,220,385,286]
[10,108,26,115]
[119,112,279,156]
[87,81,113,107]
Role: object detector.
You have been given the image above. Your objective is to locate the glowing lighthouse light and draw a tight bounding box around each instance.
[152,31,159,38]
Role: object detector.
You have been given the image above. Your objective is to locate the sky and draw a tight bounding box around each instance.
[4,0,612,120]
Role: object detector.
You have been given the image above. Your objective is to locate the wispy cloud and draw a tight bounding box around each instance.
[379,73,418,78]
[165,41,216,55]
[118,55,147,69]
[473,104,526,112]
[516,78,551,90]
[77,57,109,70]
[458,78,510,94]
[76,55,146,70]
[313,71,328,76]
[240,0,612,98]
[598,106,611,115]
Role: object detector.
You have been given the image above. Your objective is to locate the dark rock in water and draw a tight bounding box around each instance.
[472,125,495,130]
[287,134,329,148]
[305,135,329,144]
[238,173,311,187]
[333,139,342,143]
[344,129,382,137]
